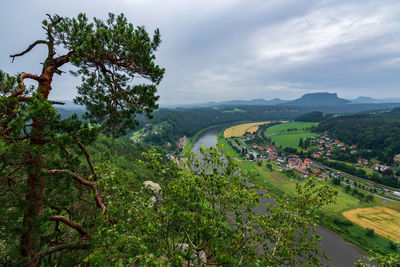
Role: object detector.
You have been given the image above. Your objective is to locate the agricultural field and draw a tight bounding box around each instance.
[343,207,400,242]
[222,108,246,113]
[265,121,318,134]
[218,129,400,255]
[224,121,270,138]
[264,122,319,150]
[270,132,316,150]
[246,125,259,134]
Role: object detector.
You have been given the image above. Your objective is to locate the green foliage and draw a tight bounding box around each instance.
[295,111,324,122]
[53,13,164,136]
[390,241,399,251]
[365,228,375,237]
[1,12,164,266]
[317,108,400,165]
[356,251,400,266]
[332,177,342,186]
[88,146,335,266]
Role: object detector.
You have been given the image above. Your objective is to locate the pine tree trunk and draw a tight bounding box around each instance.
[21,120,46,267]
[21,75,52,266]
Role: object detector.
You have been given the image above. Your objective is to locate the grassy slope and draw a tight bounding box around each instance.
[265,122,319,134]
[218,131,400,255]
[329,159,375,175]
[270,132,316,149]
[265,122,320,150]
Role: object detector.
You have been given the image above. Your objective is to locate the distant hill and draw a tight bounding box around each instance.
[283,92,350,106]
[51,100,85,110]
[351,96,378,103]
[350,96,400,104]
[170,98,288,108]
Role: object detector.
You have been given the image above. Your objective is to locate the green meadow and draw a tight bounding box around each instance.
[264,122,319,150]
[218,131,400,255]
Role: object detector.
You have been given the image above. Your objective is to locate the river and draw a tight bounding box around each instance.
[191,127,367,266]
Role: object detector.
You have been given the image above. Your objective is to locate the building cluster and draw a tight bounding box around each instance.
[308,132,355,159]
[177,136,187,150]
[228,135,321,178]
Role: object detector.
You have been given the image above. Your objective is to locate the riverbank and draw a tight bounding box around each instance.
[216,128,400,257]
[181,121,255,157]
[191,127,371,265]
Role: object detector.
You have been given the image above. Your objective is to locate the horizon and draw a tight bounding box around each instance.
[57,91,400,108]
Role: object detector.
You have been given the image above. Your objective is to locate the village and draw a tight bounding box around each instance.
[220,130,400,199]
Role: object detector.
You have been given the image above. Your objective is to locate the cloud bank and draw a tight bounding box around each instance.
[0,0,399,105]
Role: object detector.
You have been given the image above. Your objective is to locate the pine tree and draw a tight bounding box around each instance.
[0,13,164,266]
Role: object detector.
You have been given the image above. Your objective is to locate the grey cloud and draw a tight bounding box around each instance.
[0,0,399,105]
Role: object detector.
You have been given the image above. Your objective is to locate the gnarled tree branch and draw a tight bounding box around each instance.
[38,242,90,259]
[50,215,89,237]
[44,168,106,213]
[10,40,48,62]
[44,169,95,186]
[9,72,41,98]
[76,140,97,180]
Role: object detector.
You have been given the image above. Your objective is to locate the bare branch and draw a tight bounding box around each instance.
[9,72,40,99]
[178,217,198,250]
[10,40,48,62]
[76,140,98,180]
[44,168,106,214]
[44,169,95,186]
[93,187,106,213]
[50,215,89,237]
[38,242,90,259]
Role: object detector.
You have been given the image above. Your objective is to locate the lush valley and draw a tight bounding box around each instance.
[2,7,400,266]
[213,120,400,260]
[316,107,400,165]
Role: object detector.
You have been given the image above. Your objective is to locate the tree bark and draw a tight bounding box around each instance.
[21,69,53,267]
[21,127,45,267]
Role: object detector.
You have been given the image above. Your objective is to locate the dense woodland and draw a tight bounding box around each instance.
[316,107,400,165]
[137,106,305,146]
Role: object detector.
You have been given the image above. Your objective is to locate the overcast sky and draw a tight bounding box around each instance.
[1,0,399,105]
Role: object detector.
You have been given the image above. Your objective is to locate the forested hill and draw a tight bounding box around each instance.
[282,92,350,106]
[316,107,400,164]
[136,105,305,145]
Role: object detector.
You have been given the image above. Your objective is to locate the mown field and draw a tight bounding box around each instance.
[343,207,400,242]
[264,122,319,150]
[218,131,400,255]
[265,121,318,134]
[224,121,270,138]
[270,132,316,149]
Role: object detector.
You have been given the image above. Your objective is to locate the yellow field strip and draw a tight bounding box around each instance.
[246,126,259,134]
[224,121,271,138]
[343,207,400,242]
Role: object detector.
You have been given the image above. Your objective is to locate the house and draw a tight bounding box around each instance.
[374,163,388,172]
[293,167,308,176]
[358,159,369,166]
[394,154,400,164]
[350,145,357,149]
